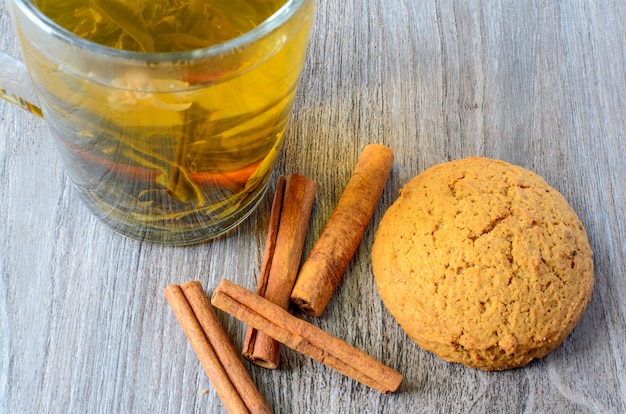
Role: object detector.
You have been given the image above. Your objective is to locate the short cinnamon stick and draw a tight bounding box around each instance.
[242,174,317,369]
[212,279,403,394]
[164,281,270,414]
[291,144,394,316]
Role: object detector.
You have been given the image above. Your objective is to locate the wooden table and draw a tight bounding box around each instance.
[2,1,625,413]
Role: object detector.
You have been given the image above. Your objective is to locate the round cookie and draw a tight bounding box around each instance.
[371,157,594,370]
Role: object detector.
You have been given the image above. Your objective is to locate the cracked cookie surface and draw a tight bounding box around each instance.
[371,157,594,370]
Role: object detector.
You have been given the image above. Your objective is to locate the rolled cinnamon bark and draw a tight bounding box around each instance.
[242,174,317,369]
[291,144,394,316]
[212,279,403,394]
[165,281,270,414]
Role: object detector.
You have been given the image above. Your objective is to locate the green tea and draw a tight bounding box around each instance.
[22,0,314,244]
[34,0,286,52]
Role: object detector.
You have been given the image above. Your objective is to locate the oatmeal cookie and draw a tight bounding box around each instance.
[371,157,593,370]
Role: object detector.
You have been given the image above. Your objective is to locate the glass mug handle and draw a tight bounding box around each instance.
[0,52,43,117]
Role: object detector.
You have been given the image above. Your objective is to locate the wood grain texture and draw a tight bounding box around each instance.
[1,0,625,413]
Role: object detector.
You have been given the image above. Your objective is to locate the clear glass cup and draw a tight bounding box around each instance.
[1,0,316,245]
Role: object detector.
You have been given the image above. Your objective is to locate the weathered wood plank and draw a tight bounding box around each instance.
[1,0,624,413]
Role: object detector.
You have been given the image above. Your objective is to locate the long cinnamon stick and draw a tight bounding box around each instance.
[242,174,317,369]
[164,281,270,414]
[291,144,394,316]
[212,279,403,394]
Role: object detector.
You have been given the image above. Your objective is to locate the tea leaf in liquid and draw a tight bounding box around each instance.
[28,0,304,238]
[34,0,286,52]
[90,0,156,52]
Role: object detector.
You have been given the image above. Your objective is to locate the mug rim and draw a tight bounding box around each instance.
[15,0,306,62]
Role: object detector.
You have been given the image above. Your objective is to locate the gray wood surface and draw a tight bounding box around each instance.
[1,1,625,413]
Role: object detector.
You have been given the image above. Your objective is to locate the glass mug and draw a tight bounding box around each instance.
[1,0,315,245]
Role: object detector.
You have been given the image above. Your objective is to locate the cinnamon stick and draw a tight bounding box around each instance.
[291,144,394,316]
[212,279,403,394]
[242,174,317,369]
[164,281,270,414]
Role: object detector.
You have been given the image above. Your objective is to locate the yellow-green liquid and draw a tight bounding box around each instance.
[24,0,313,244]
[34,0,285,52]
